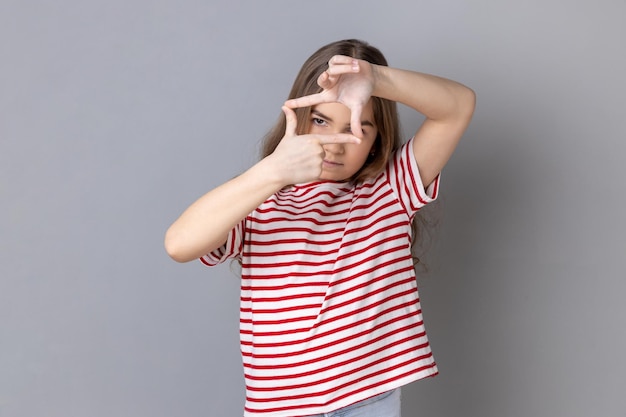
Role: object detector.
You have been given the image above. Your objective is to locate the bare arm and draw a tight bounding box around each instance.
[164,158,284,263]
[372,65,475,188]
[285,56,476,188]
[164,107,360,263]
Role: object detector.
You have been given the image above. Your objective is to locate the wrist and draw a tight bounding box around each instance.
[254,154,291,190]
[370,64,392,99]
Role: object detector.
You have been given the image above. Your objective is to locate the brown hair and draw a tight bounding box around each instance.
[260,39,437,269]
[260,39,402,183]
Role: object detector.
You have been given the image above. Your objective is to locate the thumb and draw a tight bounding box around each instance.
[282,106,297,136]
[350,105,364,139]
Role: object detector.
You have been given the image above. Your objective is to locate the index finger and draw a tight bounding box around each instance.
[284,92,327,109]
[281,106,297,136]
[318,133,361,145]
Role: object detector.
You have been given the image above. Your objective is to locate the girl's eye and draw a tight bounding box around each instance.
[311,118,327,126]
[346,126,366,135]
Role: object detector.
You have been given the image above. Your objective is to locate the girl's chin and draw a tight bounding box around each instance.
[320,168,357,182]
[318,174,350,183]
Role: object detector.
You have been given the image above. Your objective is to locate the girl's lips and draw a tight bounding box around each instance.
[323,159,342,166]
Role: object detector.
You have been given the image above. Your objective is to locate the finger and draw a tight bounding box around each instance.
[349,105,364,139]
[328,56,360,74]
[318,59,360,88]
[321,64,360,88]
[317,70,336,90]
[281,106,297,136]
[284,92,327,109]
[326,63,360,76]
[319,62,360,90]
[329,55,360,68]
[318,133,361,145]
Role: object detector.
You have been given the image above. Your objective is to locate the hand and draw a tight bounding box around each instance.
[268,106,361,184]
[284,55,377,138]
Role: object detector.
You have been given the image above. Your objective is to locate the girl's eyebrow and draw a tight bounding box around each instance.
[311,110,332,121]
[311,110,375,128]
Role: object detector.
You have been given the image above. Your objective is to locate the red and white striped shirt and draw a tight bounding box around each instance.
[201,138,440,417]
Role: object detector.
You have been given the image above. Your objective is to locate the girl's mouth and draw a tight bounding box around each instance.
[323,159,342,167]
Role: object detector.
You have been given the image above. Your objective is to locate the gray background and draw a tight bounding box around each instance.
[1,0,625,416]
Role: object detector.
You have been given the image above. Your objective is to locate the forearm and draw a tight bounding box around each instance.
[372,65,475,122]
[164,158,285,263]
[371,65,475,187]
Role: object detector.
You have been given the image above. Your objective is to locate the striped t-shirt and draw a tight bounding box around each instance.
[201,138,440,417]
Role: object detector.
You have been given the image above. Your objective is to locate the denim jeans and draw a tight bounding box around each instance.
[304,388,401,417]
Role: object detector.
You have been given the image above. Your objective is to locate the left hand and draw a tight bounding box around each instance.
[284,55,377,138]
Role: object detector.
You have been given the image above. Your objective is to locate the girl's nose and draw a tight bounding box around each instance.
[323,142,345,154]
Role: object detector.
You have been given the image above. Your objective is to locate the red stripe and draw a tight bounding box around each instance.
[240,273,417,338]
[336,233,407,261]
[245,355,435,404]
[242,257,336,269]
[254,204,350,218]
[243,237,409,273]
[244,363,438,414]
[330,245,412,278]
[241,275,414,321]
[245,325,427,377]
[243,317,424,367]
[246,342,432,389]
[343,215,407,239]
[245,236,343,246]
[240,314,318,326]
[346,186,393,212]
[240,302,323,315]
[241,299,420,352]
[240,270,334,280]
[243,247,339,258]
[243,219,408,263]
[250,219,347,232]
[264,190,351,210]
[240,291,326,304]
[241,281,329,292]
[430,175,440,198]
[344,198,399,225]
[323,275,415,308]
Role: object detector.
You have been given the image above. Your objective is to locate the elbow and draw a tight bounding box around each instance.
[165,248,192,264]
[461,86,476,119]
[441,84,476,124]
[164,229,195,263]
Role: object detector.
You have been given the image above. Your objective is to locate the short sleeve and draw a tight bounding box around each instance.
[199,220,244,266]
[387,137,440,219]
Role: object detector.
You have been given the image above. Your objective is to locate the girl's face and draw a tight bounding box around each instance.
[308,100,378,182]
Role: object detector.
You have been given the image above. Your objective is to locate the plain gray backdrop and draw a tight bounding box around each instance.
[1,0,625,416]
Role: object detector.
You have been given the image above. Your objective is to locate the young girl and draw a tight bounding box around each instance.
[165,39,475,417]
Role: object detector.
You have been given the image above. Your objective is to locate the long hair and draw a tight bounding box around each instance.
[261,39,402,182]
[260,39,437,269]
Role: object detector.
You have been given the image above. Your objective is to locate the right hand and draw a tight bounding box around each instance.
[267,106,361,185]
